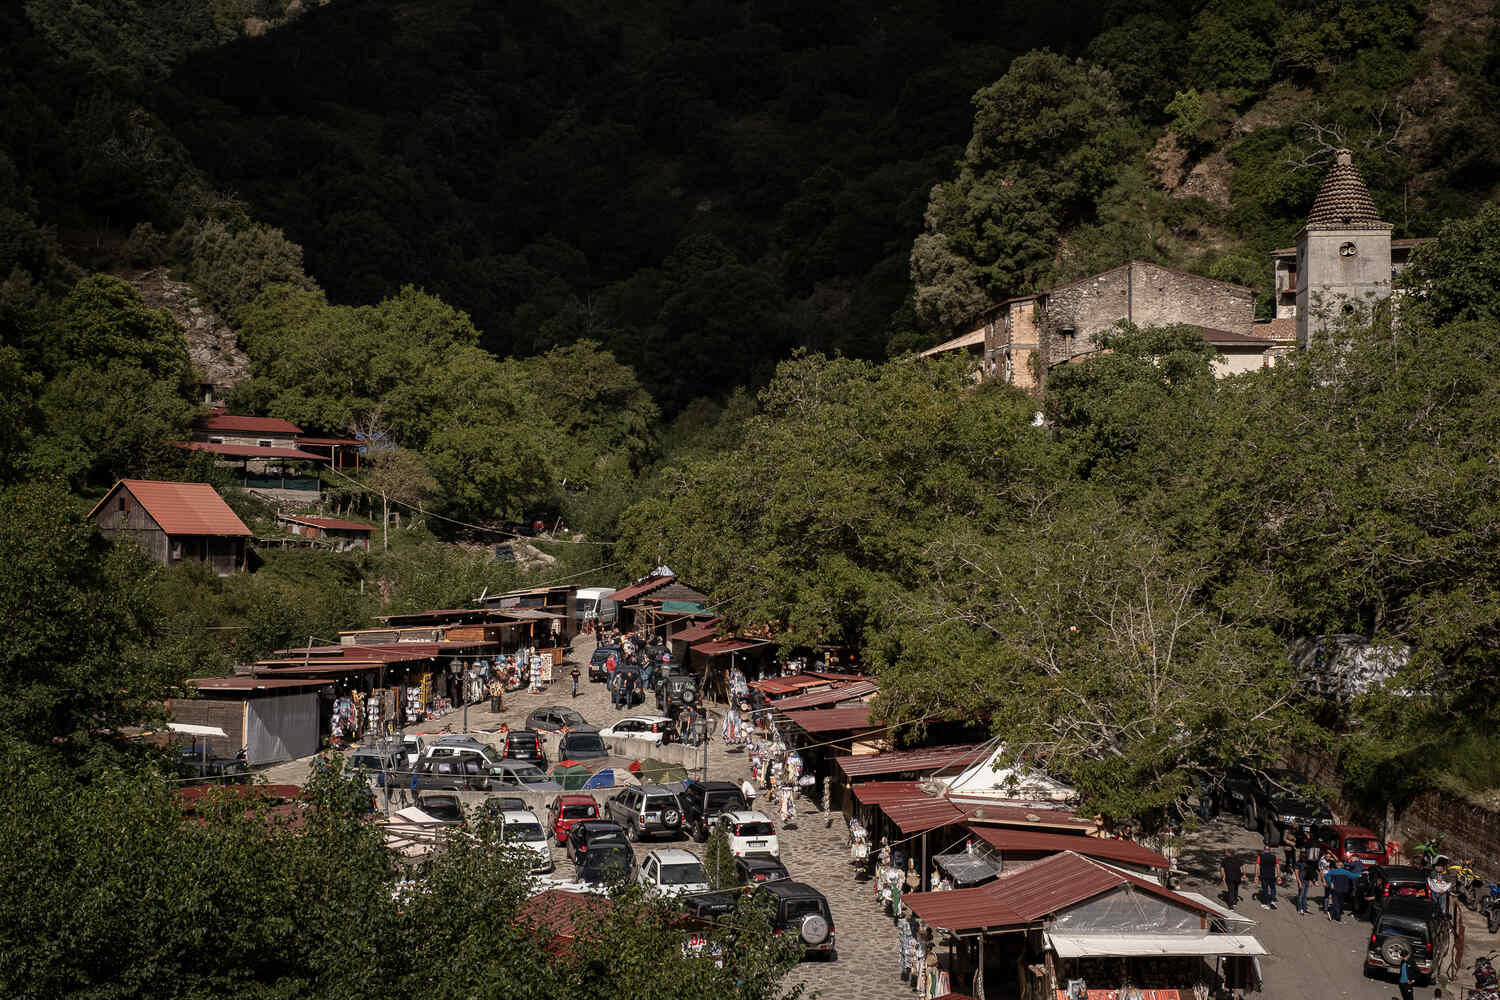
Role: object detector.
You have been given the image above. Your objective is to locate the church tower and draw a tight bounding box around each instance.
[1295,149,1394,347]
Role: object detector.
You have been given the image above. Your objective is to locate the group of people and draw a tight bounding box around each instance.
[1220,840,1366,919]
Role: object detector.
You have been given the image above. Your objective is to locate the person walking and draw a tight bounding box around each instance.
[1295,853,1318,914]
[570,664,581,698]
[1397,955,1415,1000]
[1257,844,1279,909]
[1220,849,1243,908]
[1325,865,1354,921]
[1428,866,1452,918]
[741,777,757,809]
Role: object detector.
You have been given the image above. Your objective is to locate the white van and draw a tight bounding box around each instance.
[575,586,619,628]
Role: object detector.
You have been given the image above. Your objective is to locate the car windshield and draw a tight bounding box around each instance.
[1379,916,1428,937]
[582,851,633,880]
[504,822,545,842]
[350,754,385,770]
[568,735,605,753]
[1346,837,1382,854]
[660,861,706,885]
[735,822,775,837]
[706,792,745,811]
[561,804,596,819]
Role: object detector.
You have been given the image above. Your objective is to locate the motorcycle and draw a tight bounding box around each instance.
[1446,861,1484,909]
[1410,835,1450,870]
[1474,952,1498,998]
[1482,884,1500,935]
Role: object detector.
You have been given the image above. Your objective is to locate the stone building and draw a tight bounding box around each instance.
[924,260,1265,389]
[1262,149,1430,347]
[89,479,251,574]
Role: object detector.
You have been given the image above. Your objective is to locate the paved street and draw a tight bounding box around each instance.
[261,632,1500,999]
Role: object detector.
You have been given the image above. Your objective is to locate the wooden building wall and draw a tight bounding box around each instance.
[166,696,246,757]
[93,489,170,565]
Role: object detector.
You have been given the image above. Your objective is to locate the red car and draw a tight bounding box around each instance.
[546,794,599,845]
[1317,824,1390,866]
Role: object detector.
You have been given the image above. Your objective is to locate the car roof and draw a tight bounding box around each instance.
[640,784,678,796]
[506,729,542,739]
[760,880,824,900]
[648,848,701,864]
[556,793,597,804]
[738,855,787,870]
[565,725,602,735]
[694,781,742,792]
[1375,865,1428,879]
[500,809,540,822]
[574,819,625,831]
[721,810,773,824]
[1382,897,1438,918]
[616,715,671,724]
[1331,824,1379,837]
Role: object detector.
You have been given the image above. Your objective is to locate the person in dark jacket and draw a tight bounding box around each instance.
[1220,849,1243,908]
[1257,846,1278,909]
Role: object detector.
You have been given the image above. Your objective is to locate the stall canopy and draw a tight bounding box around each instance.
[1045,933,1267,958]
[672,622,721,643]
[634,758,689,784]
[551,763,593,789]
[933,851,1003,887]
[692,638,768,656]
[835,743,987,780]
[605,576,675,603]
[968,826,1170,870]
[771,680,878,711]
[783,706,874,733]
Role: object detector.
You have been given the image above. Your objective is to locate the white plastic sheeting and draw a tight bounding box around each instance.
[1046,933,1268,958]
[1051,885,1202,934]
[246,692,318,765]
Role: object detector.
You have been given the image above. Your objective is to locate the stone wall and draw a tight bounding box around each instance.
[1397,791,1500,875]
[1127,261,1254,335]
[125,267,250,396]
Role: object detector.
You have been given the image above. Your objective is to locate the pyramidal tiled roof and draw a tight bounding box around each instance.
[1306,149,1390,230]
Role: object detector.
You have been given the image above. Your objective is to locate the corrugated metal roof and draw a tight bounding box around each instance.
[278,514,373,532]
[750,673,834,696]
[179,441,325,461]
[835,743,987,779]
[955,801,1096,831]
[196,414,304,436]
[519,889,613,941]
[604,576,675,603]
[900,882,1027,933]
[884,796,967,834]
[920,328,985,357]
[692,637,768,656]
[91,480,252,537]
[296,436,361,447]
[783,706,874,733]
[968,827,1169,869]
[671,621,721,643]
[851,780,924,806]
[1195,326,1274,347]
[252,661,384,676]
[771,680,877,711]
[189,675,330,691]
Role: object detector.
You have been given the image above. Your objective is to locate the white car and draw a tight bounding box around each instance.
[715,810,779,858]
[598,715,673,746]
[399,733,426,769]
[637,848,710,898]
[499,809,555,873]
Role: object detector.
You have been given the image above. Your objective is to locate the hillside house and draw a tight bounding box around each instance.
[89,479,251,574]
[181,413,327,500]
[926,261,1270,389]
[276,514,374,551]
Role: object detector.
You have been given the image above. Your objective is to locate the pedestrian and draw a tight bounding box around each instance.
[1317,851,1332,911]
[1257,844,1279,909]
[1295,853,1316,914]
[1428,866,1452,917]
[1397,955,1414,1000]
[1220,849,1243,908]
[741,777,757,808]
[570,665,580,698]
[1325,865,1354,921]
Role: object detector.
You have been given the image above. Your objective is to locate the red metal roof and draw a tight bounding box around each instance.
[179,441,325,461]
[904,852,1214,933]
[783,706,874,733]
[957,802,1096,831]
[692,637,767,656]
[968,827,1169,869]
[296,436,362,447]
[772,680,878,711]
[91,480,251,537]
[196,414,304,435]
[604,576,675,603]
[279,514,374,533]
[750,673,835,696]
[851,780,924,806]
[835,743,987,779]
[883,796,966,834]
[519,889,613,942]
[671,621,721,643]
[189,675,330,691]
[251,661,384,677]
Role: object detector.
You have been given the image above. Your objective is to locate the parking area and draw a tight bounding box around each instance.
[264,633,1499,999]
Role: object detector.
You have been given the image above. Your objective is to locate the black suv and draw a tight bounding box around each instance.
[656,675,701,716]
[410,758,480,791]
[1218,768,1333,844]
[605,784,684,841]
[576,843,636,886]
[679,781,749,842]
[502,730,548,769]
[1364,896,1438,983]
[736,855,790,887]
[1356,865,1432,921]
[757,881,836,959]
[589,645,622,682]
[566,819,630,865]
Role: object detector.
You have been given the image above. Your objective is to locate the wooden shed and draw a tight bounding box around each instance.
[276,514,374,551]
[89,479,251,574]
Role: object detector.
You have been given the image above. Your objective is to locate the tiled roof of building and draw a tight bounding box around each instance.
[91,480,252,537]
[196,413,304,436]
[1307,150,1390,230]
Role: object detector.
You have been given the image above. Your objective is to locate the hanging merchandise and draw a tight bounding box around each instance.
[529,649,544,693]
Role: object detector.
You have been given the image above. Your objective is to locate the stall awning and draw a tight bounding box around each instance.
[168,722,228,738]
[692,638,768,656]
[968,826,1169,869]
[1045,932,1267,958]
[933,852,1002,887]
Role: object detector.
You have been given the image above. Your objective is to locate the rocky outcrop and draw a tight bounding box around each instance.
[125,267,250,396]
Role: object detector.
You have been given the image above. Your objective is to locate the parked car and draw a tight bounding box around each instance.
[410,758,479,791]
[1315,824,1390,866]
[605,784,683,841]
[502,729,548,769]
[576,843,636,886]
[498,809,554,873]
[656,675,701,716]
[1356,865,1432,921]
[736,855,791,887]
[1218,768,1333,843]
[715,810,780,858]
[546,794,601,845]
[1364,896,1438,983]
[638,848,711,898]
[648,657,689,692]
[679,780,749,842]
[477,761,563,793]
[477,796,526,819]
[757,880,836,959]
[590,644,623,682]
[525,706,589,733]
[556,726,609,761]
[599,715,673,746]
[421,735,504,768]
[411,793,465,824]
[566,819,630,865]
[344,745,403,789]
[682,889,740,919]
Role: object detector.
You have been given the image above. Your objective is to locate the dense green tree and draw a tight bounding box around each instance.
[32,273,192,384]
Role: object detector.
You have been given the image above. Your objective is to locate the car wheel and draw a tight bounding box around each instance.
[1381,939,1412,966]
[627,821,639,842]
[1488,906,1500,935]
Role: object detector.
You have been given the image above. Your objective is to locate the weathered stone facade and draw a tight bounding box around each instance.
[126,267,251,404]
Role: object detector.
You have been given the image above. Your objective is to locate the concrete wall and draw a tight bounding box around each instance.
[1212,348,1271,377]
[1296,229,1394,347]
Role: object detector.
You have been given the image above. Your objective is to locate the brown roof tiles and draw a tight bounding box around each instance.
[1306,150,1389,231]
